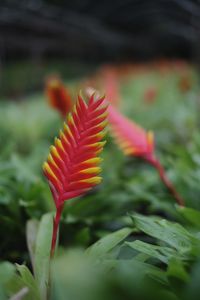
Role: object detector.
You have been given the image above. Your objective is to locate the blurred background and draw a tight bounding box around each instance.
[0,0,200,98]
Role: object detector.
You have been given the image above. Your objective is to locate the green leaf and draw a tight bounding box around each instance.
[126,240,179,264]
[16,264,40,300]
[131,213,199,255]
[85,227,133,259]
[26,219,39,273]
[34,213,53,300]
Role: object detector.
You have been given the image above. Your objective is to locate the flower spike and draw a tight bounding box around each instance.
[45,76,72,117]
[108,105,155,161]
[108,105,184,206]
[43,94,108,256]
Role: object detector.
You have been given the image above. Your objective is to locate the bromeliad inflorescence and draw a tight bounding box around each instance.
[108,105,185,206]
[43,94,108,256]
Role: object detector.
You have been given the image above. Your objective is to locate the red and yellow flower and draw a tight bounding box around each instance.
[43,93,108,255]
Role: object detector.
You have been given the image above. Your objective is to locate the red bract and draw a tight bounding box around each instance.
[43,94,108,256]
[45,76,72,118]
[108,105,184,206]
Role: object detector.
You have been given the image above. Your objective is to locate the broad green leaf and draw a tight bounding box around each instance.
[26,219,39,273]
[131,213,199,255]
[85,227,133,258]
[16,264,40,300]
[34,213,53,300]
[126,240,179,264]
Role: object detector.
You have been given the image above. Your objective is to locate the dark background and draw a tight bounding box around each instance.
[0,0,200,97]
[1,0,200,62]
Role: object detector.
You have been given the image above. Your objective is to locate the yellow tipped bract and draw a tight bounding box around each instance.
[43,94,108,206]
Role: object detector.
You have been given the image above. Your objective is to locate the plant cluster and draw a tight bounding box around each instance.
[0,61,200,300]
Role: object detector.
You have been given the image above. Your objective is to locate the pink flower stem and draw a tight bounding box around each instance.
[51,204,64,257]
[148,158,185,206]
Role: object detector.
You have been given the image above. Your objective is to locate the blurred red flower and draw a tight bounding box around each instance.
[45,76,72,117]
[108,105,184,206]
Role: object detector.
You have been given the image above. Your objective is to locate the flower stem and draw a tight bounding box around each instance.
[51,204,64,257]
[149,158,185,206]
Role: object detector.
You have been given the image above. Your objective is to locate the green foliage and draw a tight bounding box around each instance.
[1,63,200,299]
[85,227,133,259]
[15,264,41,300]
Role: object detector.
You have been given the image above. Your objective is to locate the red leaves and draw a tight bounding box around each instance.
[45,76,72,117]
[43,94,107,255]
